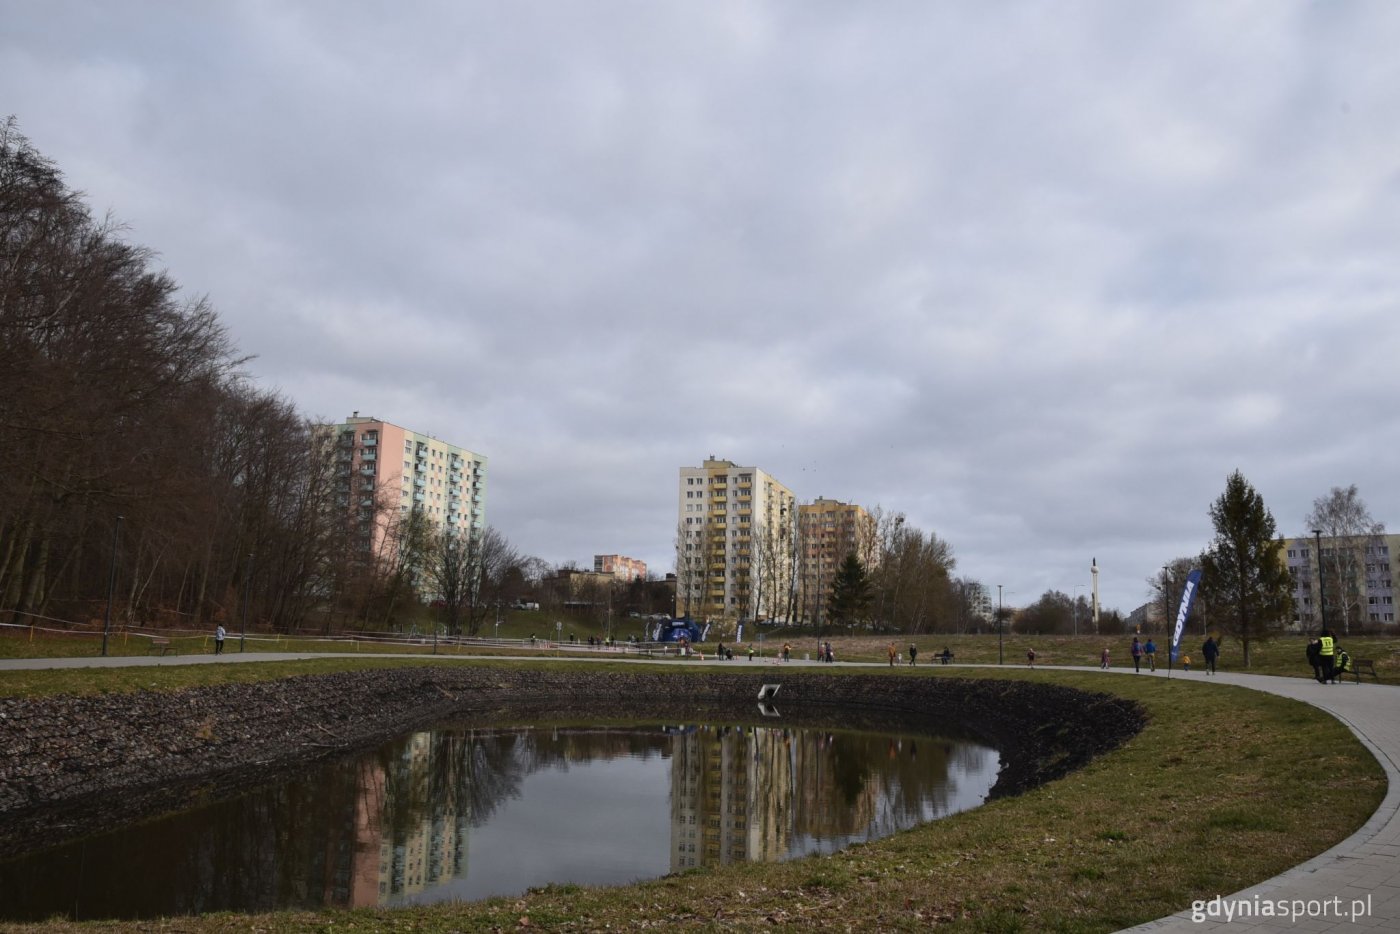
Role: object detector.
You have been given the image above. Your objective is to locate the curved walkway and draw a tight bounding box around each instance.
[2,653,1396,930]
[1104,666,1400,932]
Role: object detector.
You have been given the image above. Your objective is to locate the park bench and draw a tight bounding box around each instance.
[1352,658,1379,684]
[938,651,954,665]
[148,636,177,656]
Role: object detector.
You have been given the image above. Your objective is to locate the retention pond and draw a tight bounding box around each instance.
[0,719,997,921]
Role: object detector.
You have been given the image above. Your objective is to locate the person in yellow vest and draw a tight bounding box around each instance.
[1318,630,1336,684]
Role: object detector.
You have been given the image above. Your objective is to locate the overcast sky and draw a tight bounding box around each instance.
[6,2,1399,615]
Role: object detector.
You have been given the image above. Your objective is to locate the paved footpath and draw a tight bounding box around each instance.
[1105,666,1400,933]
[2,654,1396,931]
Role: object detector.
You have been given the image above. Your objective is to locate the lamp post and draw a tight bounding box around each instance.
[1162,565,1172,634]
[1312,529,1327,632]
[240,554,253,653]
[997,584,1004,665]
[101,516,123,657]
[1072,584,1084,636]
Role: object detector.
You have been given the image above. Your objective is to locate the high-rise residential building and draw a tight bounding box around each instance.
[797,498,876,624]
[328,413,487,561]
[1280,532,1397,632]
[594,554,647,581]
[677,456,796,624]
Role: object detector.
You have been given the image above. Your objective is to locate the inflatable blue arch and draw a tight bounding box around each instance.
[650,617,710,643]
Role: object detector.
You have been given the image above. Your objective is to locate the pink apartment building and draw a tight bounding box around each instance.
[329,413,487,562]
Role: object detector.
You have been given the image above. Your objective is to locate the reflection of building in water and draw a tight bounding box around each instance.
[670,728,962,869]
[746,726,794,862]
[348,731,473,905]
[671,726,796,870]
[350,759,386,907]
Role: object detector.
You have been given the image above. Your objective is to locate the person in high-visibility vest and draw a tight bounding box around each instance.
[1318,630,1336,684]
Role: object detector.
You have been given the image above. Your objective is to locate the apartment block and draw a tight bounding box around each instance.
[595,554,647,581]
[677,456,796,624]
[797,498,876,623]
[1281,532,1398,632]
[329,413,487,560]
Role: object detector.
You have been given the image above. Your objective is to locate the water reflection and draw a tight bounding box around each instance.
[0,723,997,921]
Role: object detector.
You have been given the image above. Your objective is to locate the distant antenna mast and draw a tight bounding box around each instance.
[1091,557,1101,628]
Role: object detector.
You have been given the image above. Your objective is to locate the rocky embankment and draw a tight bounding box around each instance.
[0,667,1145,852]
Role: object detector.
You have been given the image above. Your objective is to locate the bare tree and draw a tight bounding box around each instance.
[673,520,711,619]
[1305,485,1385,635]
[460,526,523,637]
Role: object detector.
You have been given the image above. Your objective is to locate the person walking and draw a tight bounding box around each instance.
[1306,637,1323,682]
[908,644,918,666]
[1026,648,1036,667]
[888,642,897,667]
[1100,646,1110,669]
[1144,638,1157,672]
[214,624,226,655]
[1130,637,1143,672]
[1318,629,1336,684]
[1202,636,1219,675]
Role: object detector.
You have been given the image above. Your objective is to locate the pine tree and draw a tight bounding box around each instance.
[827,553,873,628]
[1200,471,1294,667]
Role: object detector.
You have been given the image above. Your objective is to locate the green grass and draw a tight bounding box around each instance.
[0,660,1386,932]
[769,631,1400,679]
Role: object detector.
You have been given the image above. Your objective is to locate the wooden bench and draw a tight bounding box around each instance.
[149,637,177,656]
[1353,658,1379,683]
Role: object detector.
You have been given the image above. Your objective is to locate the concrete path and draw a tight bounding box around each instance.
[1107,666,1400,932]
[2,653,1396,931]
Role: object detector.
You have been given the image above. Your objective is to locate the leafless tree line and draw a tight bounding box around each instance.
[0,121,526,635]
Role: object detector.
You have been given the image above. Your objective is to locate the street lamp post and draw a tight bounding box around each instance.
[997,584,1004,665]
[1162,565,1172,633]
[240,554,253,653]
[101,516,123,657]
[1313,529,1327,632]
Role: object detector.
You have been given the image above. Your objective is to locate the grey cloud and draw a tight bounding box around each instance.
[5,2,1400,612]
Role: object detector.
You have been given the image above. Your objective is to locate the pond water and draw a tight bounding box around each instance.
[0,721,998,921]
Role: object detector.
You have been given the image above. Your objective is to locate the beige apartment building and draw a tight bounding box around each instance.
[797,498,876,624]
[594,554,647,581]
[677,457,796,625]
[328,413,487,563]
[1281,531,1398,632]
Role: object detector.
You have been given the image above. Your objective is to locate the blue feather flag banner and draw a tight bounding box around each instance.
[1170,569,1203,661]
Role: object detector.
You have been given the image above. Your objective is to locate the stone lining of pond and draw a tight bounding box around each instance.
[0,667,1145,854]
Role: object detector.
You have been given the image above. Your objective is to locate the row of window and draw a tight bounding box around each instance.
[1287,544,1394,559]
